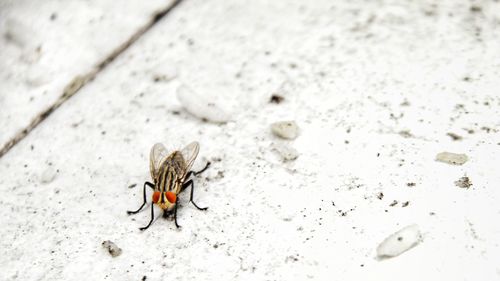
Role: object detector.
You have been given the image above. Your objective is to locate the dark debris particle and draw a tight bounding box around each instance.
[397,236,403,241]
[447,132,463,141]
[142,276,147,281]
[400,99,410,106]
[152,74,172,82]
[481,126,493,133]
[407,182,416,187]
[455,176,473,189]
[389,200,398,207]
[128,183,137,189]
[50,13,57,21]
[285,255,299,263]
[398,130,413,138]
[269,94,285,104]
[211,157,222,162]
[377,192,384,200]
[470,5,482,12]
[402,201,409,207]
[102,240,122,257]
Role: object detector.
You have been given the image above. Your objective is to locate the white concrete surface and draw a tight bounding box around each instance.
[1,0,500,280]
[0,0,173,147]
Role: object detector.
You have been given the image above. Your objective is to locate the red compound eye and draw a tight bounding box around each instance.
[152,191,160,203]
[166,192,177,203]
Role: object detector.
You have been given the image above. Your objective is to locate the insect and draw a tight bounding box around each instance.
[127,141,210,230]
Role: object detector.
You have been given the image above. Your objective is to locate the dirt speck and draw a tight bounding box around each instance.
[398,130,413,138]
[102,240,122,257]
[285,255,299,263]
[402,201,409,207]
[400,99,410,106]
[269,94,285,104]
[470,5,482,12]
[407,182,416,187]
[455,176,472,189]
[152,74,175,83]
[446,132,462,141]
[128,183,137,189]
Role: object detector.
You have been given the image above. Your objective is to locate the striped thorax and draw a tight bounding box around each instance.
[149,142,200,211]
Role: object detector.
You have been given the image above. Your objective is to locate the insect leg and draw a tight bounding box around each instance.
[139,203,155,231]
[182,180,208,211]
[184,161,211,180]
[174,202,181,228]
[127,181,154,215]
[194,161,211,175]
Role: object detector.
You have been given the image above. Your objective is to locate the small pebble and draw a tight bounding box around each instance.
[176,85,231,123]
[436,152,468,165]
[271,121,299,140]
[376,224,422,258]
[40,166,57,184]
[102,240,122,257]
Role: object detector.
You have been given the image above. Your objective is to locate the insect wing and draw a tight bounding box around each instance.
[150,143,169,181]
[180,141,200,178]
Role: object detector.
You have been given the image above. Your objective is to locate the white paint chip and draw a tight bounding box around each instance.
[176,85,231,123]
[272,144,299,161]
[436,152,468,165]
[40,166,57,184]
[376,224,422,258]
[271,121,299,140]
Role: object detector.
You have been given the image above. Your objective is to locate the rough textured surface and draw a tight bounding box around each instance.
[176,85,232,123]
[1,0,500,280]
[0,0,171,147]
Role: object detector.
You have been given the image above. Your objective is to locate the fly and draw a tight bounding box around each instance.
[127,141,210,230]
